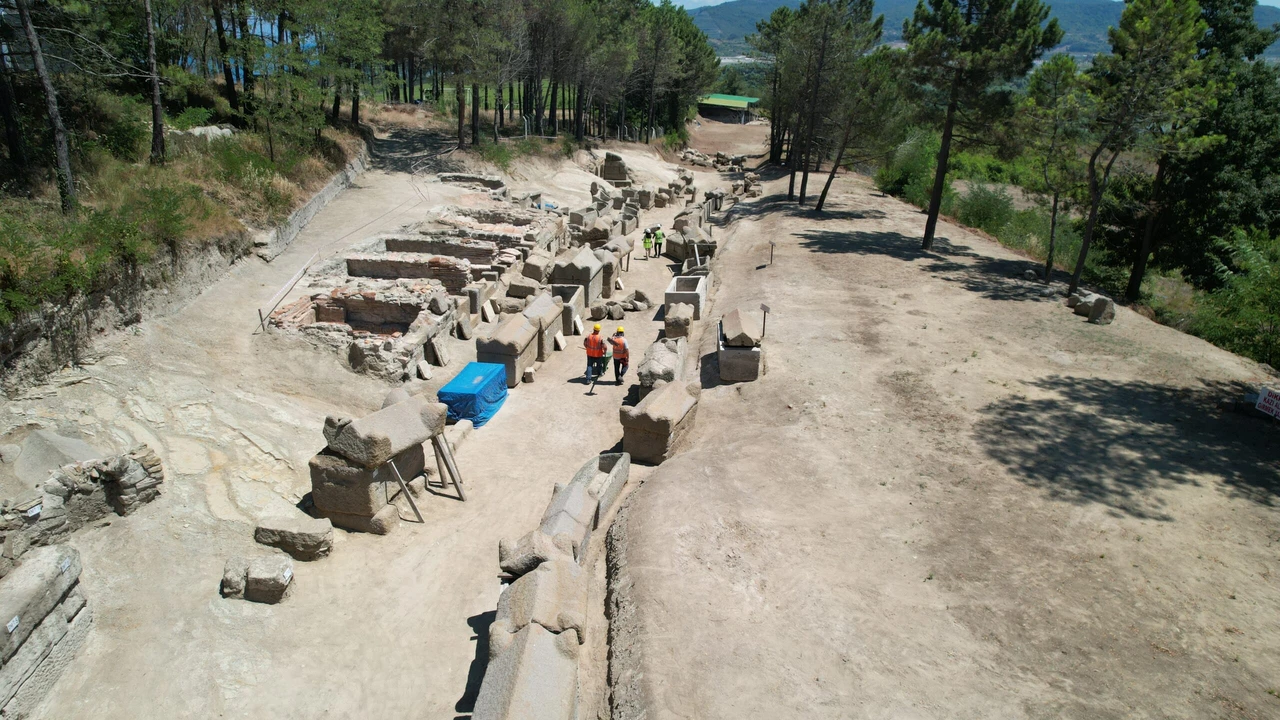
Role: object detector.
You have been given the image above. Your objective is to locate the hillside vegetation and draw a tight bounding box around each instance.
[693,0,1280,55]
[0,0,717,338]
[749,0,1280,370]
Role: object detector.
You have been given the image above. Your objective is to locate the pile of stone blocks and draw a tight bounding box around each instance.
[1067,291,1116,325]
[308,395,447,534]
[620,382,701,464]
[679,148,713,167]
[476,453,631,720]
[0,545,91,717]
[477,315,540,388]
[587,289,652,324]
[221,555,294,604]
[637,337,687,399]
[704,188,728,212]
[719,308,767,383]
[0,445,164,578]
[664,275,708,320]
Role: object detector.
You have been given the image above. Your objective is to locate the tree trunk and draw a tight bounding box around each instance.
[1069,150,1120,294]
[817,110,856,211]
[0,42,28,173]
[786,116,800,200]
[921,77,960,250]
[471,83,479,145]
[457,78,466,149]
[234,3,255,109]
[645,49,659,143]
[768,60,783,163]
[331,79,341,120]
[212,0,239,112]
[1043,192,1059,282]
[16,0,74,214]
[548,79,558,136]
[144,0,166,165]
[351,76,360,125]
[575,80,586,142]
[1124,158,1167,301]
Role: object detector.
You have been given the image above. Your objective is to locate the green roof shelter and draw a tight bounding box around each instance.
[697,94,761,123]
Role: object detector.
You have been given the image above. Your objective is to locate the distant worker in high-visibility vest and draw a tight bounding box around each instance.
[642,230,653,259]
[653,228,665,258]
[584,323,608,383]
[608,326,630,385]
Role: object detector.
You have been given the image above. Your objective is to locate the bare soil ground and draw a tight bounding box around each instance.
[2,128,708,718]
[611,122,1280,719]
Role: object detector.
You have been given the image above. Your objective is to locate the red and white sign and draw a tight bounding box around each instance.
[1257,387,1280,419]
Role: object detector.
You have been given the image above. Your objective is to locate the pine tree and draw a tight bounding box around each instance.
[1067,0,1211,295]
[903,0,1061,250]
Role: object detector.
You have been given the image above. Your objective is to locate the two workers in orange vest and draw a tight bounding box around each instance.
[583,324,629,385]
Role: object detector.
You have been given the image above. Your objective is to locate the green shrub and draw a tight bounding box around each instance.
[950,151,1037,187]
[479,140,514,171]
[956,184,1014,236]
[161,66,232,119]
[876,129,953,210]
[1190,229,1280,367]
[662,126,689,151]
[172,107,214,130]
[85,93,148,162]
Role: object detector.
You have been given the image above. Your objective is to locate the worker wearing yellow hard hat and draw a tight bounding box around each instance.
[584,324,607,383]
[608,326,630,385]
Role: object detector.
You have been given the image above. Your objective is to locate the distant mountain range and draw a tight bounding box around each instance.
[690,0,1280,56]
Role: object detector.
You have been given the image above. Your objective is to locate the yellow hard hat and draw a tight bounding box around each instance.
[617,326,625,333]
[593,323,601,331]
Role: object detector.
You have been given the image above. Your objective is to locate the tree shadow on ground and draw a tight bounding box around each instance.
[795,229,1056,303]
[974,377,1280,521]
[724,193,888,224]
[453,610,495,717]
[372,127,463,175]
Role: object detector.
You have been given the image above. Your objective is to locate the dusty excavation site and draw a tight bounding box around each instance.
[0,119,1276,719]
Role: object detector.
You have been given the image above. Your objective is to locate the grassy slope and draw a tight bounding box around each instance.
[0,121,361,325]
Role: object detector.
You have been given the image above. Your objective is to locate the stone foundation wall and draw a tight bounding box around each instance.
[1,446,164,579]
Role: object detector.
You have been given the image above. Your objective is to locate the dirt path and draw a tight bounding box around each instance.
[610,165,1280,717]
[6,130,687,718]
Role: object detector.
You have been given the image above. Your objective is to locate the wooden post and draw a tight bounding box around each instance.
[388,459,424,523]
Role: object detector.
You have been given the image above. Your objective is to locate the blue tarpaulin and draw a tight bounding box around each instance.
[438,362,508,428]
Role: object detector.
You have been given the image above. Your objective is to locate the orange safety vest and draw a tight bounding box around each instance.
[608,336,629,360]
[584,333,607,358]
